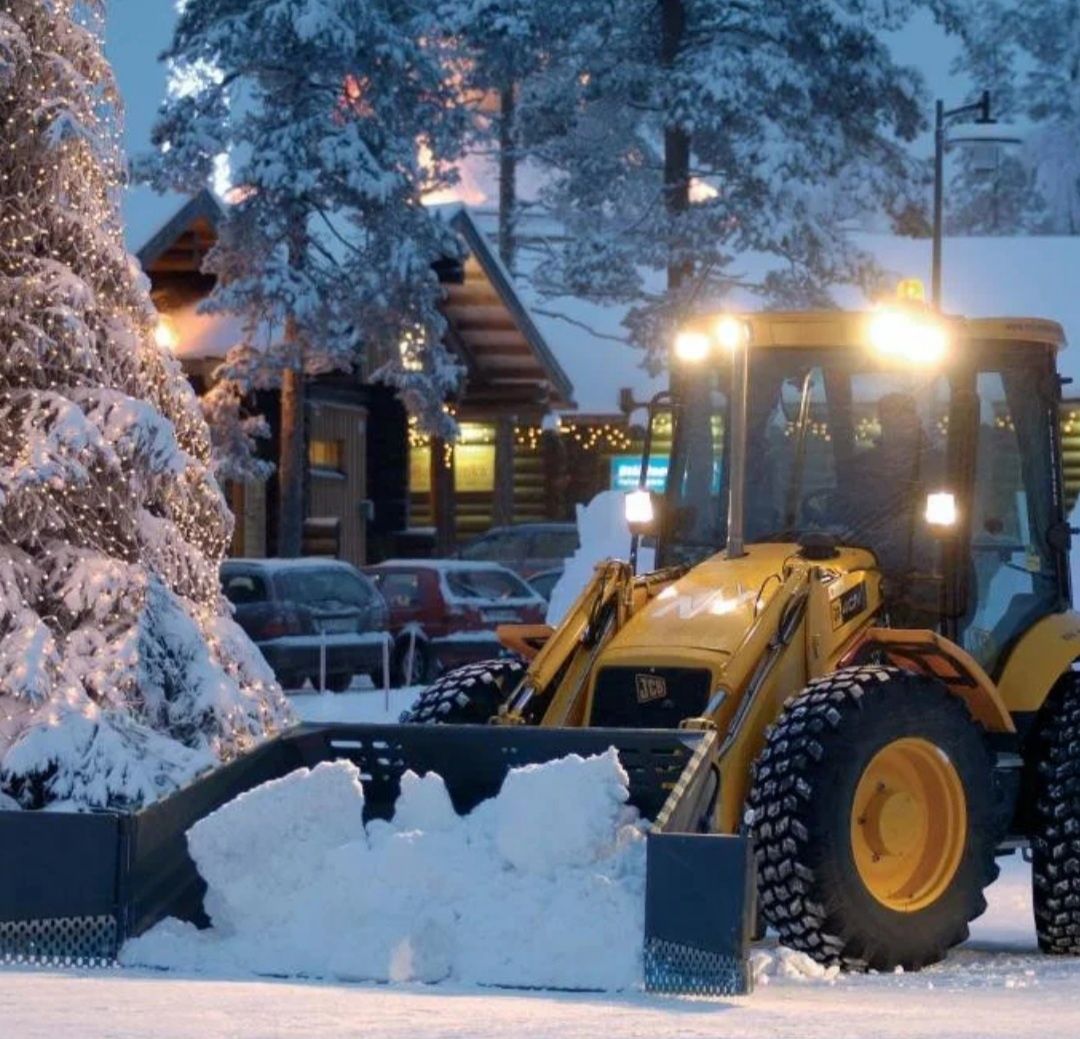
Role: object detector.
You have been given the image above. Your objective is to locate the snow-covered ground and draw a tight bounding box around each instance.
[5,689,1080,1037]
[288,684,423,724]
[4,855,1080,1039]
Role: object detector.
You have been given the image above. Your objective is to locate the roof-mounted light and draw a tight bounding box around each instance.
[674,330,710,363]
[867,306,950,365]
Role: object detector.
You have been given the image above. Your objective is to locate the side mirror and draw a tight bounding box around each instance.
[625,488,662,538]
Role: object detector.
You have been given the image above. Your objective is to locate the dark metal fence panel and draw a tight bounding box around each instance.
[0,809,121,962]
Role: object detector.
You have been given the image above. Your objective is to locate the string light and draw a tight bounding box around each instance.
[0,0,290,808]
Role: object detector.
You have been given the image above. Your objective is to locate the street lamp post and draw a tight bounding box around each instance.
[932,90,996,309]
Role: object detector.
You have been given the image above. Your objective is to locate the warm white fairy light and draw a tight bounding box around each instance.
[0,0,291,809]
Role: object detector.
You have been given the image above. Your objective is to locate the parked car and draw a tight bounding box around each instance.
[221,558,390,692]
[364,560,547,685]
[527,567,563,603]
[457,522,579,578]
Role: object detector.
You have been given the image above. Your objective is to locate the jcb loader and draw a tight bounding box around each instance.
[406,293,1080,973]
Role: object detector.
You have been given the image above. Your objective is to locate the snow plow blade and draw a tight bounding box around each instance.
[0,722,752,994]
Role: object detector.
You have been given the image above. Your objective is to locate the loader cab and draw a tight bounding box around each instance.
[653,309,1070,677]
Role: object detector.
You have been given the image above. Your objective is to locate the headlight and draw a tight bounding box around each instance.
[868,308,949,364]
[625,488,655,526]
[673,330,710,363]
[925,491,958,528]
[715,315,750,352]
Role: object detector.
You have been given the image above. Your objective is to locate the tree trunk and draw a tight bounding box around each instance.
[498,81,517,272]
[278,213,308,557]
[661,0,690,297]
[278,358,306,557]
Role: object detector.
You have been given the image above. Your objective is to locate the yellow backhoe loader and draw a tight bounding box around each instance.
[405,289,1080,973]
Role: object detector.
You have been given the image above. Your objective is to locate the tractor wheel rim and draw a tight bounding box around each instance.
[850,737,967,913]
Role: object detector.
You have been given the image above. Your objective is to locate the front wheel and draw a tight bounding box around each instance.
[400,658,526,724]
[1031,674,1080,954]
[748,666,999,971]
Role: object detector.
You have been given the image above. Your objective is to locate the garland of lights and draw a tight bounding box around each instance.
[0,0,289,807]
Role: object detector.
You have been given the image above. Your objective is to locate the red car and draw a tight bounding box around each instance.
[364,560,547,685]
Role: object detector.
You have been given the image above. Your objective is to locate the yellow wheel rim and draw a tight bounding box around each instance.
[850,737,967,913]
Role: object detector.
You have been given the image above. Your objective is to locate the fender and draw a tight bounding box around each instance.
[842,627,1014,733]
[995,611,1080,714]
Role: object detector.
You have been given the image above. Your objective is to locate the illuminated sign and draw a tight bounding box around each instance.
[610,455,669,492]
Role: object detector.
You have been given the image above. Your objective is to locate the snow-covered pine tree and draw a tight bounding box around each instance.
[518,0,958,366]
[955,0,1080,234]
[0,0,291,809]
[144,0,469,554]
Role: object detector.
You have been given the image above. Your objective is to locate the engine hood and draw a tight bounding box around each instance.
[608,543,804,658]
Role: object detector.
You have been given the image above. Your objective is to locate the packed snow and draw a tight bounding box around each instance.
[546,490,655,625]
[121,751,647,991]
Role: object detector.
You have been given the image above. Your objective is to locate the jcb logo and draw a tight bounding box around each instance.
[635,673,668,704]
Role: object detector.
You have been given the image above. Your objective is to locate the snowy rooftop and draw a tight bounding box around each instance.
[135,196,1080,414]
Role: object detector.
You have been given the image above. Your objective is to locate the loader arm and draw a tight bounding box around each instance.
[499,560,684,727]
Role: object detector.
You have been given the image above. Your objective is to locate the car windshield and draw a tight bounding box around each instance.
[276,568,370,610]
[443,567,533,602]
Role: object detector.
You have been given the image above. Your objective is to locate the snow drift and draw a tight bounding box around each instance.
[121,751,648,991]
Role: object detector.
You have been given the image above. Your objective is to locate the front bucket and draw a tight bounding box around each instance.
[1,721,753,994]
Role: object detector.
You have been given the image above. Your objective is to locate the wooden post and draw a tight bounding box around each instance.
[431,436,456,555]
[541,426,569,520]
[493,415,516,527]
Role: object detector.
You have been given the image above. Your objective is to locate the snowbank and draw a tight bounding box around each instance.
[121,751,647,991]
[546,491,656,625]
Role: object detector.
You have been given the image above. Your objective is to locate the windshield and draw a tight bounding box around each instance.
[276,568,372,611]
[442,567,535,602]
[664,349,949,571]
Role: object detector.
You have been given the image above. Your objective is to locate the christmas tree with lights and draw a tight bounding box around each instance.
[0,0,291,810]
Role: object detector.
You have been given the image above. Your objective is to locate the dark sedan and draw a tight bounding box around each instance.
[221,558,390,692]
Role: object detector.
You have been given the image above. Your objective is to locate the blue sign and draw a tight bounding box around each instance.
[610,455,670,492]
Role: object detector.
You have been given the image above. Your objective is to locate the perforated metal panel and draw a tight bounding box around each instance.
[643,936,751,997]
[0,914,117,966]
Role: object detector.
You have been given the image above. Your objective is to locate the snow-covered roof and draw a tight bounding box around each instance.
[222,558,362,573]
[162,301,248,362]
[367,559,515,572]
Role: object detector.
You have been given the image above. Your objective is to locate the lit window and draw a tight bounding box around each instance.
[309,439,344,472]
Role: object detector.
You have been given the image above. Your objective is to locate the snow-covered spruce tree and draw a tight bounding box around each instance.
[144,0,468,555]
[520,0,959,366]
[954,0,1080,234]
[0,0,292,809]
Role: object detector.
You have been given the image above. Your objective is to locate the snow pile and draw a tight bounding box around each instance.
[121,750,647,991]
[546,491,655,625]
[750,946,841,986]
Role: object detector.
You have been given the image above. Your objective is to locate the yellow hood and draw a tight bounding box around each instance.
[609,543,801,657]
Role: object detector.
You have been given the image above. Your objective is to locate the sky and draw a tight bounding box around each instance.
[104,2,970,254]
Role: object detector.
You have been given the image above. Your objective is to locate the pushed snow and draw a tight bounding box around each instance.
[122,750,647,991]
[546,491,656,626]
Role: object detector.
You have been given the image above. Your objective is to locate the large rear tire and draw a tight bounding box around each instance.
[399,658,526,724]
[748,665,999,971]
[1031,674,1080,954]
